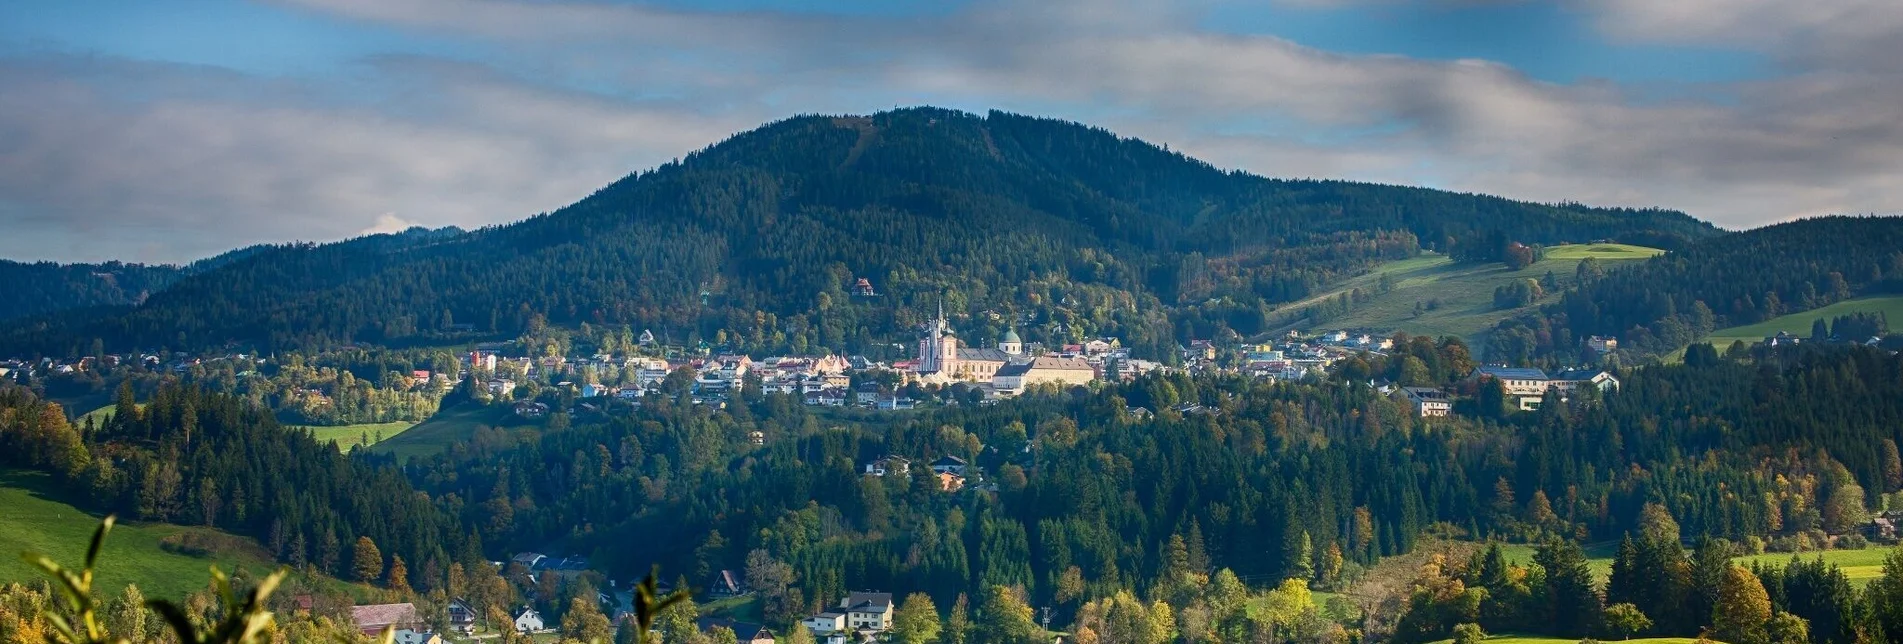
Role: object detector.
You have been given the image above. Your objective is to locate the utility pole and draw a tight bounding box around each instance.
[1040,606,1051,633]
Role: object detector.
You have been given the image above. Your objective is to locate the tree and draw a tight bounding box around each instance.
[945,593,972,644]
[1534,539,1602,637]
[353,537,384,584]
[1601,603,1652,640]
[1712,566,1771,644]
[891,593,942,644]
[745,549,798,625]
[1639,503,1681,544]
[562,596,613,644]
[784,624,817,644]
[1883,439,1903,494]
[977,586,1037,644]
[105,584,149,643]
[1765,611,1809,644]
[389,554,412,593]
[1452,623,1485,644]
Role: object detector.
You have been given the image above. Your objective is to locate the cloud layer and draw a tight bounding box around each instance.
[1,0,1899,262]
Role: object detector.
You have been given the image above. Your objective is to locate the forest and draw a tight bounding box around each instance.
[1488,216,1903,365]
[0,108,1717,362]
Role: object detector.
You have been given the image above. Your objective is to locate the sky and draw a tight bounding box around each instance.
[2,0,1900,264]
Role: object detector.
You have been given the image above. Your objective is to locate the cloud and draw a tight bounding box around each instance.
[3,0,1902,262]
[358,213,421,236]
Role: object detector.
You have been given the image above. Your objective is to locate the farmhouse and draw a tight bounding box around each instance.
[1395,387,1452,417]
[349,603,421,637]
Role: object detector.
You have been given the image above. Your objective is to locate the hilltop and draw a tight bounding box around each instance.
[0,107,1717,359]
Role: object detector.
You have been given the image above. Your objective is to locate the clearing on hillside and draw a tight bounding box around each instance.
[0,469,286,600]
[372,403,511,461]
[1269,244,1664,342]
[301,421,418,451]
[1682,295,1903,356]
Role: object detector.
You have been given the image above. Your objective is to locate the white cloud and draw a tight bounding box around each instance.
[4,0,1902,262]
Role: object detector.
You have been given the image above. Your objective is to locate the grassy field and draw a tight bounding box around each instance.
[372,403,510,461]
[1682,295,1903,355]
[0,468,284,600]
[1431,637,1704,644]
[1498,540,1891,586]
[300,421,418,451]
[1274,244,1664,342]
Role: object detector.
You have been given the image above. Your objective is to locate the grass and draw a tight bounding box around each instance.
[1735,548,1892,585]
[1676,295,1903,358]
[372,403,509,461]
[1274,244,1663,342]
[299,421,418,451]
[1431,636,1704,644]
[0,468,282,600]
[1496,540,1891,587]
[701,594,763,623]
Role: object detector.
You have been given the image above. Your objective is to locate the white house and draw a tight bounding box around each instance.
[513,607,544,633]
[840,592,894,631]
[801,612,847,635]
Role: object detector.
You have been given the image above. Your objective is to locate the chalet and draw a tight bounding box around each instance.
[1395,387,1452,418]
[1586,336,1618,354]
[350,603,421,637]
[1767,331,1803,347]
[930,455,968,476]
[709,570,745,597]
[840,592,895,631]
[639,329,656,345]
[513,607,544,633]
[447,599,477,632]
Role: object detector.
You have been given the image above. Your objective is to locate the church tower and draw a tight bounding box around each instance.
[999,327,1022,355]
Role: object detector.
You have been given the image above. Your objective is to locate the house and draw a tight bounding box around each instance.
[447,599,477,631]
[856,383,883,405]
[930,455,968,476]
[580,383,605,398]
[802,612,848,635]
[1471,366,1552,397]
[639,329,656,345]
[709,569,745,597]
[1586,336,1618,354]
[697,618,774,644]
[513,607,545,633]
[1395,387,1452,418]
[513,401,549,418]
[1551,368,1620,393]
[1866,517,1897,541]
[394,630,443,644]
[350,603,421,636]
[839,592,895,631]
[1767,331,1803,346]
[936,470,965,492]
[864,456,910,477]
[875,397,916,410]
[510,552,548,570]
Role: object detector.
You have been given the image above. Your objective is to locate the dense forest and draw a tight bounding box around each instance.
[1488,216,1903,364]
[0,260,183,321]
[0,383,477,590]
[0,108,1716,360]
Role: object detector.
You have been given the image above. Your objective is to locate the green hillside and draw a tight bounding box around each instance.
[372,403,509,460]
[1497,541,1888,587]
[1700,295,1903,349]
[0,468,283,600]
[301,420,418,451]
[1431,637,1705,644]
[1271,244,1663,340]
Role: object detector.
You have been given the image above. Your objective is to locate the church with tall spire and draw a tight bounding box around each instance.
[914,301,1019,383]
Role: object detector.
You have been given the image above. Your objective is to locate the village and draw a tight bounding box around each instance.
[0,301,1639,425]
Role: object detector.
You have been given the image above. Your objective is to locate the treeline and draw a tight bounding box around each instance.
[1490,215,1903,363]
[0,260,183,322]
[0,108,1715,360]
[0,382,477,591]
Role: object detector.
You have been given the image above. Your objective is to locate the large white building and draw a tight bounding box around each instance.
[993,356,1097,392]
[915,304,1021,383]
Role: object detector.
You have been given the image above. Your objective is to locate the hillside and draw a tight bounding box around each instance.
[1267,243,1662,341]
[1487,215,1903,363]
[0,108,1717,358]
[0,260,184,322]
[0,468,336,600]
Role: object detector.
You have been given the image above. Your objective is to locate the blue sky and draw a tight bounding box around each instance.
[1,0,1899,263]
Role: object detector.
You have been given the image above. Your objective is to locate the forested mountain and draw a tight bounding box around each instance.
[0,260,184,321]
[0,108,1716,358]
[1488,216,1903,363]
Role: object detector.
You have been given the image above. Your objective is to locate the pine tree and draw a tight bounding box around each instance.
[389,555,412,593]
[945,593,971,644]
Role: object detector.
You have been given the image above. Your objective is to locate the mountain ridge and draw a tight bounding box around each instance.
[0,107,1720,357]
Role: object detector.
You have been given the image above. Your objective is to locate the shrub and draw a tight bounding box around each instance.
[1452,622,1485,644]
[1837,533,1869,550]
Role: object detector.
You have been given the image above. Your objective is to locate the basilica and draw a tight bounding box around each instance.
[914,303,1021,383]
